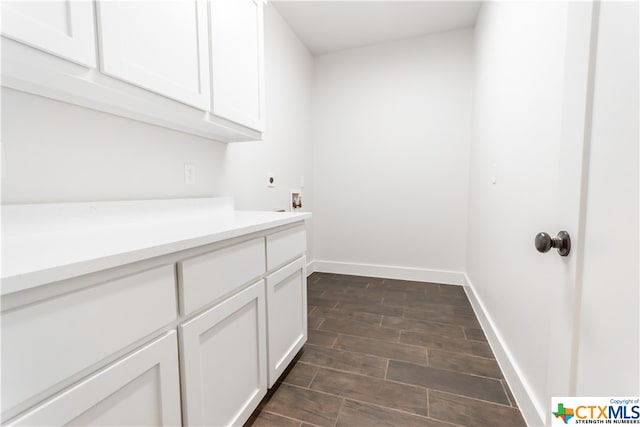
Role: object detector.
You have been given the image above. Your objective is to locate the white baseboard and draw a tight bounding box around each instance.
[306,260,316,277]
[463,274,544,427]
[311,260,465,285]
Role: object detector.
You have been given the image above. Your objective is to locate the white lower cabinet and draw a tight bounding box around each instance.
[2,222,308,426]
[266,256,308,387]
[7,332,182,427]
[179,280,268,427]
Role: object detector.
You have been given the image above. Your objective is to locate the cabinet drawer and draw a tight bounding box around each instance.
[178,237,266,315]
[266,225,306,271]
[7,332,181,427]
[1,265,177,419]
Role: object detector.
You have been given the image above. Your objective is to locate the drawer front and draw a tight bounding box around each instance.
[1,265,177,420]
[7,332,181,427]
[178,237,266,315]
[266,225,306,271]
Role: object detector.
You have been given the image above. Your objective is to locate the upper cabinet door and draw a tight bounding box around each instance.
[97,0,211,110]
[1,1,96,67]
[210,0,265,131]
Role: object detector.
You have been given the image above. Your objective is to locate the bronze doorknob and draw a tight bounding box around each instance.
[535,231,571,256]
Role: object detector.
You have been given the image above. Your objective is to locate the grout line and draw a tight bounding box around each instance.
[330,333,339,348]
[500,380,518,408]
[426,387,430,418]
[332,398,345,427]
[379,315,384,327]
[308,306,317,317]
[429,388,522,410]
[384,358,389,379]
[259,409,317,426]
[308,367,320,389]
[283,382,430,422]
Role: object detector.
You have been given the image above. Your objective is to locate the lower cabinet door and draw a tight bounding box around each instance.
[7,332,182,426]
[179,280,267,426]
[265,256,308,387]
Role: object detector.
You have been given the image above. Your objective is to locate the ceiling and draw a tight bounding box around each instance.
[271,1,481,55]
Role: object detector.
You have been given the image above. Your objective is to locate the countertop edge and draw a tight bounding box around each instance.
[1,212,311,296]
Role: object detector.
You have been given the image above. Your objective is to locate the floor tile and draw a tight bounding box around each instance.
[429,390,526,427]
[334,334,428,366]
[307,280,346,293]
[428,349,503,379]
[310,306,382,324]
[376,278,441,294]
[501,380,519,408]
[400,330,493,358]
[330,274,380,284]
[249,273,526,426]
[307,305,317,317]
[335,399,453,427]
[307,288,325,299]
[307,295,339,308]
[319,317,400,343]
[464,327,488,342]
[300,345,387,378]
[307,315,323,330]
[439,284,467,297]
[319,288,378,303]
[310,368,429,416]
[404,306,480,328]
[307,329,338,347]
[261,383,343,427]
[246,411,301,427]
[308,273,334,283]
[336,300,403,317]
[387,360,508,405]
[382,316,466,339]
[279,362,318,388]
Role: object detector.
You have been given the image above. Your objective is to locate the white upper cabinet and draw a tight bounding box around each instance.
[1,0,96,67]
[209,0,265,131]
[97,0,211,110]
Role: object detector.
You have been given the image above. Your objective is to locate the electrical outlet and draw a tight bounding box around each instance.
[267,172,275,188]
[185,164,196,185]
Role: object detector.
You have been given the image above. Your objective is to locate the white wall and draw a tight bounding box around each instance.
[311,29,473,282]
[575,1,639,395]
[465,2,569,425]
[1,87,227,203]
[1,4,313,256]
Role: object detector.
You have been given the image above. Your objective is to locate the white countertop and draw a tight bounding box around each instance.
[1,198,311,295]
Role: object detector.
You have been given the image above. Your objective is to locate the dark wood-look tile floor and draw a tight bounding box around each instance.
[246,273,526,427]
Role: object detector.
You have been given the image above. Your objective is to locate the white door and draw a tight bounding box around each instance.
[571,1,639,396]
[265,257,308,386]
[96,0,211,110]
[209,0,265,131]
[468,2,638,425]
[548,0,639,419]
[179,281,267,427]
[1,0,96,67]
[6,332,182,427]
